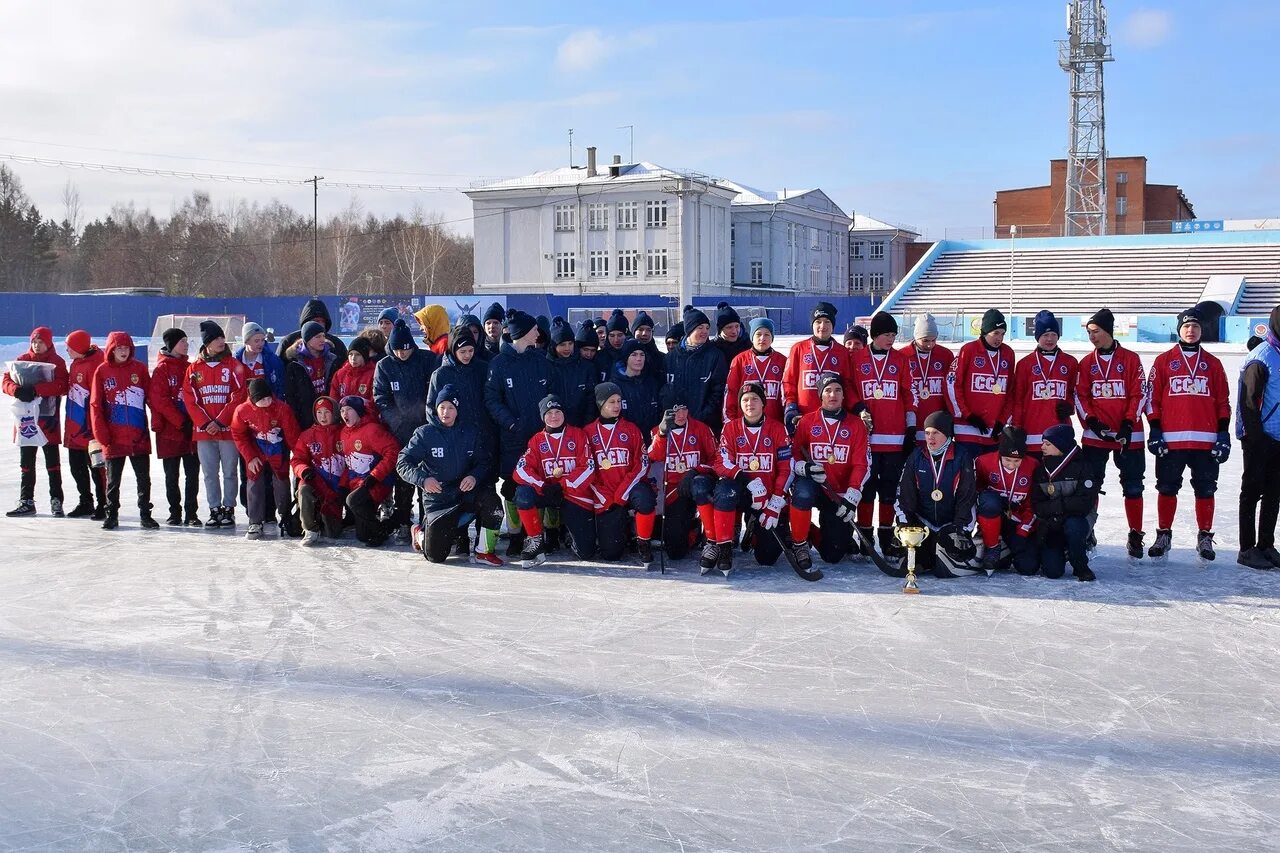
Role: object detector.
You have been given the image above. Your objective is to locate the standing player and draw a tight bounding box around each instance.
[1013,310,1079,455]
[782,302,855,434]
[947,309,1014,461]
[89,332,157,531]
[906,314,952,446]
[2,326,67,517]
[231,379,302,540]
[1076,308,1148,559]
[586,383,657,567]
[150,328,201,526]
[1237,305,1280,569]
[185,320,248,528]
[661,307,728,435]
[725,317,787,424]
[1146,307,1231,562]
[62,330,107,519]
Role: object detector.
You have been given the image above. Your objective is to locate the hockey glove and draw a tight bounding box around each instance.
[1085,416,1117,443]
[760,495,785,530]
[300,468,316,482]
[783,403,801,437]
[658,408,678,436]
[541,480,564,504]
[797,460,826,484]
[966,414,989,436]
[1054,401,1074,421]
[1115,420,1134,452]
[859,409,875,435]
[746,476,768,511]
[834,488,862,525]
[1147,424,1169,458]
[902,427,916,453]
[13,385,36,403]
[1211,431,1231,463]
[939,525,977,562]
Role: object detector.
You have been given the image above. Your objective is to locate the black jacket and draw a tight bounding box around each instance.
[282,343,340,429]
[548,349,599,427]
[429,328,495,446]
[372,342,441,446]
[484,341,556,468]
[395,413,492,511]
[660,340,728,433]
[1031,447,1099,525]
[614,364,663,439]
[277,298,348,362]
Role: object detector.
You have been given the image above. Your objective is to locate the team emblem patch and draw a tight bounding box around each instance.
[839,429,849,438]
[811,426,822,437]
[130,374,139,384]
[540,442,550,453]
[191,372,202,383]
[1032,365,1042,376]
[861,364,871,375]
[620,433,629,442]
[1171,360,1181,370]
[736,436,747,447]
[354,440,362,450]
[688,436,697,445]
[1018,476,1028,485]
[763,438,772,448]
[567,441,576,450]
[888,364,897,375]
[309,442,321,454]
[1116,364,1125,373]
[75,373,83,383]
[771,365,781,375]
[804,354,814,365]
[975,357,986,368]
[105,378,116,390]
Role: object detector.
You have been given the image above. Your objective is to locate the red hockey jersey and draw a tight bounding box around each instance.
[330,361,378,411]
[724,348,788,422]
[849,346,917,453]
[292,420,347,519]
[647,417,718,505]
[790,409,871,494]
[947,339,1015,446]
[975,453,1037,531]
[88,333,151,459]
[64,347,105,451]
[149,350,193,459]
[585,418,649,509]
[339,415,400,503]
[231,398,301,478]
[906,343,953,435]
[1012,348,1080,452]
[184,351,248,440]
[1075,344,1147,449]
[782,338,855,414]
[714,417,791,499]
[1147,345,1230,451]
[513,425,596,511]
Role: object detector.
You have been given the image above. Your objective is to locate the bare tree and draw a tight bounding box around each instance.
[390,204,431,296]
[328,195,365,295]
[61,180,82,239]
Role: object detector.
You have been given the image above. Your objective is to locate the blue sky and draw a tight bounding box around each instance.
[1,1,1276,238]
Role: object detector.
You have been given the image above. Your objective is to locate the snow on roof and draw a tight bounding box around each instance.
[721,179,816,206]
[851,213,920,235]
[469,161,720,192]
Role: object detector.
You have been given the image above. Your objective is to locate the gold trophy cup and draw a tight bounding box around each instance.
[895,525,929,594]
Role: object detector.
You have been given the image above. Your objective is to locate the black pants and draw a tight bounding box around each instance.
[346,487,391,545]
[419,488,503,562]
[106,454,152,514]
[67,447,104,507]
[162,453,200,517]
[1241,438,1280,550]
[392,477,415,526]
[1155,449,1218,498]
[297,482,344,537]
[19,444,63,502]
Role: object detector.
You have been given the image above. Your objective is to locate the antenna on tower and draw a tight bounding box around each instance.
[1059,0,1114,236]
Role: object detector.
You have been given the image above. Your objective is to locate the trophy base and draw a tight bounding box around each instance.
[902,585,920,595]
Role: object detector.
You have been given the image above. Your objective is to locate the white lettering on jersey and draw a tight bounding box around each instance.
[810,443,850,464]
[1168,376,1209,396]
[971,375,1008,394]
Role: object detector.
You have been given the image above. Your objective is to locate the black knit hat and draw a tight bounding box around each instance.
[483,302,505,323]
[620,338,647,364]
[248,378,273,403]
[451,329,477,353]
[199,320,225,347]
[536,315,551,342]
[980,309,1007,336]
[301,320,327,345]
[666,322,685,342]
[550,319,576,347]
[507,310,538,341]
[1087,308,1115,336]
[1177,306,1202,329]
[162,327,187,351]
[348,336,374,359]
[575,320,598,348]
[339,395,367,418]
[631,311,655,333]
[433,383,461,410]
[606,309,629,334]
[869,312,898,338]
[538,394,564,420]
[998,426,1027,458]
[595,382,622,409]
[923,410,954,438]
[683,307,711,332]
[738,381,767,406]
[819,372,844,394]
[812,302,837,323]
[844,325,868,344]
[715,301,741,331]
[388,319,415,351]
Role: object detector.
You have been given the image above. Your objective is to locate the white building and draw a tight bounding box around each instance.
[847,214,921,298]
[725,183,851,295]
[465,150,737,303]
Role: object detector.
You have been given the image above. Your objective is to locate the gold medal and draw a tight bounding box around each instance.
[600,458,612,470]
[1102,385,1113,399]
[673,460,687,473]
[552,464,564,477]
[992,385,1003,395]
[749,458,760,472]
[873,387,884,400]
[918,388,930,401]
[930,489,944,502]
[1046,483,1056,496]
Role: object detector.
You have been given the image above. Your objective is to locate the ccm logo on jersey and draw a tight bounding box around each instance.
[542,459,577,476]
[917,377,944,397]
[860,380,898,400]
[735,453,773,472]
[801,371,825,390]
[1168,376,1210,396]
[595,448,631,467]
[971,375,1008,394]
[1032,380,1068,399]
[810,444,850,464]
[1091,380,1126,398]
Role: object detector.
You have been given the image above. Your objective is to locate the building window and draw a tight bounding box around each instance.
[730,223,735,245]
[826,232,832,251]
[617,202,637,230]
[852,273,865,292]
[1116,197,1128,216]
[1116,171,1128,184]
[646,248,668,277]
[554,204,576,232]
[645,200,668,229]
[730,262,735,282]
[750,222,763,245]
[618,250,639,277]
[587,203,608,231]
[589,250,609,277]
[852,241,864,259]
[750,260,763,285]
[870,272,885,290]
[810,228,820,250]
[870,241,885,260]
[809,264,820,290]
[555,252,576,279]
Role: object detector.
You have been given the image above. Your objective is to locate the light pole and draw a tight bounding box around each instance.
[1008,224,1017,325]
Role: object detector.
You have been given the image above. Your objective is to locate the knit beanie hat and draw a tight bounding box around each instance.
[301,320,327,345]
[388,319,415,351]
[348,336,374,359]
[161,327,187,352]
[433,383,461,409]
[483,301,505,323]
[998,426,1027,458]
[1043,421,1076,453]
[595,382,622,409]
[575,320,599,348]
[378,307,399,324]
[819,372,844,395]
[241,321,266,342]
[869,312,898,338]
[812,301,838,323]
[1033,310,1061,340]
[1087,308,1115,336]
[683,307,711,332]
[1177,306,1202,329]
[200,320,225,347]
[536,315,551,342]
[913,314,938,340]
[606,309,629,334]
[748,317,774,339]
[248,378,273,403]
[550,319,576,347]
[738,381,767,407]
[844,325,868,344]
[980,309,1007,336]
[339,395,367,418]
[620,338,647,364]
[631,311,655,333]
[451,329,477,353]
[715,301,741,331]
[66,330,92,355]
[666,321,685,343]
[538,394,564,420]
[507,310,538,342]
[923,410,955,438]
[313,396,337,420]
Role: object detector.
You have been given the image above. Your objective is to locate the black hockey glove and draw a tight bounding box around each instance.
[1054,401,1073,421]
[902,427,916,453]
[659,409,678,436]
[783,403,801,437]
[300,468,316,482]
[965,414,989,436]
[13,385,36,403]
[541,480,564,504]
[1115,420,1134,453]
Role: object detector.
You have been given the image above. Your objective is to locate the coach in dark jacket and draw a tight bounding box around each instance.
[277,297,348,363]
[373,320,440,446]
[547,319,598,427]
[485,310,556,480]
[614,339,662,438]
[660,307,728,434]
[428,326,494,452]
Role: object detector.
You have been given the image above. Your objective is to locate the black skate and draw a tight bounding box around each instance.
[66,500,95,518]
[1148,528,1172,562]
[1196,530,1216,563]
[717,541,733,577]
[636,538,654,569]
[521,533,546,568]
[1126,530,1144,562]
[699,541,720,576]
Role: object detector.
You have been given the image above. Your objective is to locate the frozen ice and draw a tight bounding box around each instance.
[0,342,1278,851]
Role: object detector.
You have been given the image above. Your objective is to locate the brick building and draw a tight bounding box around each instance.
[994,156,1194,237]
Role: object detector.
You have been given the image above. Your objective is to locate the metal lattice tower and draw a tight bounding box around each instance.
[1058,1,1114,236]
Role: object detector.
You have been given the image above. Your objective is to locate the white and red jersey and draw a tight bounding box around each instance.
[790,409,870,494]
[585,417,649,509]
[184,352,248,440]
[1013,348,1080,452]
[849,345,917,453]
[331,361,378,412]
[976,454,1037,530]
[648,417,718,504]
[1147,344,1230,451]
[947,340,1015,446]
[782,338,855,415]
[1075,343,1147,449]
[513,425,596,510]
[714,417,791,499]
[338,416,400,503]
[725,348,787,422]
[906,343,953,432]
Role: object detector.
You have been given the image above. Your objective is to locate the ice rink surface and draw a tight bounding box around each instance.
[1,340,1278,851]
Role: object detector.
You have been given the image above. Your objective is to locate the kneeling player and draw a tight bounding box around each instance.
[397,384,504,565]
[894,411,982,578]
[790,373,870,566]
[647,400,718,560]
[707,382,791,576]
[291,396,346,545]
[512,395,598,567]
[338,396,401,547]
[1031,423,1098,581]
[587,383,657,567]
[975,427,1039,573]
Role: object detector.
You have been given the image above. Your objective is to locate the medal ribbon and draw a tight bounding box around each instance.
[870,351,890,395]
[820,413,841,454]
[596,422,618,461]
[997,461,1017,499]
[1034,350,1057,397]
[928,445,949,497]
[545,430,566,474]
[1178,346,1202,386]
[743,424,765,470]
[811,343,833,378]
[1046,447,1078,480]
[915,350,934,392]
[987,347,1004,392]
[746,354,770,385]
[669,426,689,470]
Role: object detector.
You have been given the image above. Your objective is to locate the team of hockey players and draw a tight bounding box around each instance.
[5,294,1268,582]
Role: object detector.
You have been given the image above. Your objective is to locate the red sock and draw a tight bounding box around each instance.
[978,515,1002,548]
[1195,497,1214,532]
[1157,493,1176,529]
[714,508,738,544]
[517,507,543,537]
[790,506,812,543]
[635,511,655,540]
[856,502,873,528]
[698,503,716,536]
[1125,497,1144,533]
[878,503,895,526]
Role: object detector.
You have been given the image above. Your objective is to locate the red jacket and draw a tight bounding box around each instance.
[88,332,151,459]
[330,361,378,412]
[849,345,917,452]
[724,348,787,422]
[947,339,1015,446]
[647,417,718,505]
[149,350,193,459]
[64,347,105,451]
[585,418,649,510]
[3,327,69,445]
[906,343,954,437]
[231,398,301,478]
[339,415,400,503]
[975,453,1037,532]
[782,338,855,415]
[791,409,870,494]
[184,350,248,441]
[1012,349,1080,452]
[1075,343,1147,449]
[513,425,597,511]
[1147,344,1230,451]
[715,416,791,500]
[293,420,347,517]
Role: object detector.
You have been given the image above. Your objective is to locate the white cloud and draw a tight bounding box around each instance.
[1118,9,1173,49]
[555,29,613,72]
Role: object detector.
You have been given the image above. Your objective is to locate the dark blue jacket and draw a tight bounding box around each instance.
[897,443,977,532]
[234,345,286,399]
[614,365,662,439]
[395,413,492,511]
[373,342,441,445]
[484,342,556,470]
[548,350,598,427]
[660,340,728,433]
[429,329,495,445]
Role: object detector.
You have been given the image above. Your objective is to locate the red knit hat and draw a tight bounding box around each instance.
[29,327,53,348]
[66,330,92,355]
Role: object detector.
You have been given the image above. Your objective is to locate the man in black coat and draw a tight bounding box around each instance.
[1031,422,1098,581]
[713,301,751,364]
[660,307,728,434]
[277,297,348,362]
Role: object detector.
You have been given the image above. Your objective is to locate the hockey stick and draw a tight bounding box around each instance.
[767,526,823,582]
[657,448,667,575]
[817,482,901,577]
